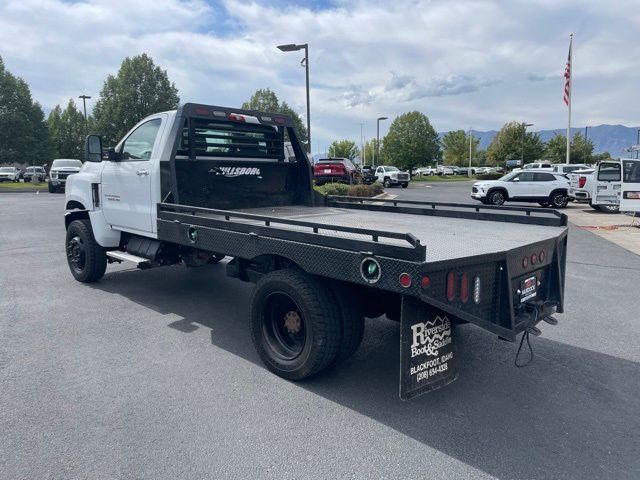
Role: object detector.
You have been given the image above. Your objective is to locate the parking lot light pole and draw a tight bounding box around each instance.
[522,123,533,164]
[468,128,473,177]
[376,117,388,166]
[78,95,91,136]
[277,43,310,154]
[637,129,640,159]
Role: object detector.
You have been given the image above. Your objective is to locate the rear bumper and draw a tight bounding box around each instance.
[568,188,590,200]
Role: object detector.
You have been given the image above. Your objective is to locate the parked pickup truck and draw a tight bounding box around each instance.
[64,103,568,400]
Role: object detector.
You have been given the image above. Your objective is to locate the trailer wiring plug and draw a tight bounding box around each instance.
[514,304,540,368]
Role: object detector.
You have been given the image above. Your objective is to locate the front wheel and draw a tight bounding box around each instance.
[65,219,107,283]
[401,182,409,188]
[489,190,506,206]
[550,192,569,208]
[383,178,391,188]
[250,269,342,380]
[48,182,57,193]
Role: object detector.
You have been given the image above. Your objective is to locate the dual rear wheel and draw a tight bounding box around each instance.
[250,269,364,380]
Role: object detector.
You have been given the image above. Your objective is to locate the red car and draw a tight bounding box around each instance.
[313,158,363,185]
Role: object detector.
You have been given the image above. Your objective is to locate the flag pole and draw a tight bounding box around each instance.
[566,34,573,164]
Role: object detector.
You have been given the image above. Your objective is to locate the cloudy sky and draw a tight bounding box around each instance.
[1,0,639,154]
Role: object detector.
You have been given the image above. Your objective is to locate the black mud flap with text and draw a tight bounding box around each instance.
[400,296,458,400]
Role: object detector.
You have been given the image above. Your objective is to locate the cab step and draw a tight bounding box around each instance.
[106,250,153,269]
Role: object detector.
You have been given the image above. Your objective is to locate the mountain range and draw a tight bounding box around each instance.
[459,124,640,157]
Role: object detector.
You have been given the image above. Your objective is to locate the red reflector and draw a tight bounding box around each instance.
[446,272,456,301]
[194,107,210,116]
[399,273,411,288]
[578,176,586,188]
[274,117,286,125]
[421,276,430,289]
[228,114,245,122]
[522,256,528,268]
[460,273,469,303]
[531,253,538,265]
[539,250,545,262]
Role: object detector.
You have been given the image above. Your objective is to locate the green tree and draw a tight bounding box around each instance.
[242,88,307,145]
[92,54,180,146]
[327,139,359,161]
[545,132,594,164]
[592,151,612,162]
[0,56,52,165]
[487,121,545,165]
[48,99,86,159]
[442,130,479,166]
[380,111,440,172]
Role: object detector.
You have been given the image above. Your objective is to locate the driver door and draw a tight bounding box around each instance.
[101,116,165,233]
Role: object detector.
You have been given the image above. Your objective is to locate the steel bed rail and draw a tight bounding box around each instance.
[326,196,568,227]
[158,202,427,261]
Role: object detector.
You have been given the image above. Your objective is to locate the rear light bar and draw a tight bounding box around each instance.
[228,114,246,122]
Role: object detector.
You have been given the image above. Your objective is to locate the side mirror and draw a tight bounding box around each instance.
[85,135,103,162]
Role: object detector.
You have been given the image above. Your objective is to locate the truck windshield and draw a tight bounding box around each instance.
[386,167,399,172]
[0,167,13,172]
[180,118,284,160]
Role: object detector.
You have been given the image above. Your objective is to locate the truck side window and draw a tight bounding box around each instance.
[121,119,162,161]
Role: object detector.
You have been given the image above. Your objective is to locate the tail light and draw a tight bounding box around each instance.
[399,273,411,288]
[578,176,586,188]
[460,273,469,303]
[228,114,246,122]
[539,250,545,262]
[473,276,481,304]
[531,253,538,265]
[446,272,456,301]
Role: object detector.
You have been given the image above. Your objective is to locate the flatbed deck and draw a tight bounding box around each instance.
[232,204,566,262]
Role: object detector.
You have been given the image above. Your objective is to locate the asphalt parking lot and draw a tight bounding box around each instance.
[1,190,640,480]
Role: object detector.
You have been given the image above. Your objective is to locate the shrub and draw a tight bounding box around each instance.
[475,173,503,180]
[313,182,383,198]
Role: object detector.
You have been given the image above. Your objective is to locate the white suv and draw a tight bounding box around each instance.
[471,170,570,208]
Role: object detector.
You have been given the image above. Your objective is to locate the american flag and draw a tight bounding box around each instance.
[563,37,572,106]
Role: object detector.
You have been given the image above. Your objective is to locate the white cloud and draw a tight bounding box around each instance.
[1,0,639,153]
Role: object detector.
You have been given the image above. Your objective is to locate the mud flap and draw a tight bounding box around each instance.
[400,296,458,400]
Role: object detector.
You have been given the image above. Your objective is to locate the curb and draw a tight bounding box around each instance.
[0,188,48,193]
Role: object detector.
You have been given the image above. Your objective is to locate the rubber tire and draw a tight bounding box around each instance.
[48,182,56,193]
[383,178,391,188]
[65,219,107,283]
[401,182,409,188]
[250,269,341,380]
[589,203,601,211]
[328,283,365,365]
[550,192,568,209]
[601,205,620,213]
[489,190,506,206]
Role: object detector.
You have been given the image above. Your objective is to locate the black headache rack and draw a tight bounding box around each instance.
[162,103,314,209]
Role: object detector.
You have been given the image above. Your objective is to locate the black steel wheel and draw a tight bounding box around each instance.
[550,192,568,208]
[250,269,341,380]
[65,219,107,283]
[489,190,506,206]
